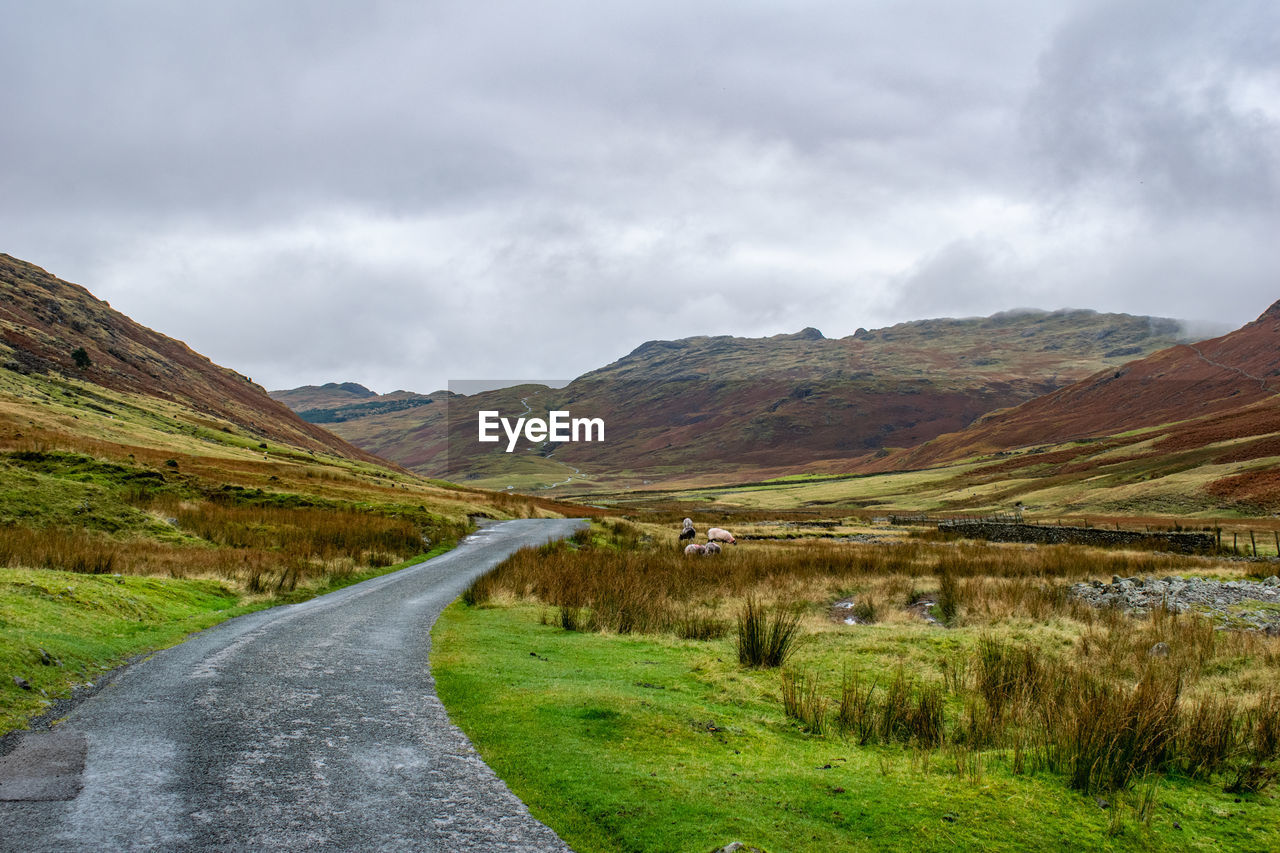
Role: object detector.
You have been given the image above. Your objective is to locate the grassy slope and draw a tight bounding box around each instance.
[0,567,253,732]
[593,418,1280,531]
[0,363,581,734]
[435,603,1278,853]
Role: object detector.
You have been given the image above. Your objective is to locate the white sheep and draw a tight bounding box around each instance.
[683,543,707,556]
[707,527,736,545]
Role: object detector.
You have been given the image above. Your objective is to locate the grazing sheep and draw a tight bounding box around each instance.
[678,525,697,542]
[702,541,722,555]
[683,543,707,556]
[682,517,693,528]
[707,527,736,545]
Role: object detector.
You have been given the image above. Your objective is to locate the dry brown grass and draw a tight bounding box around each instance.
[0,497,467,593]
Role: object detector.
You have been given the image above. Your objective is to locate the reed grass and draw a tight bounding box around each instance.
[737,597,803,667]
[0,496,459,594]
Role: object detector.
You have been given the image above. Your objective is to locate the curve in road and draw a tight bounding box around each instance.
[0,518,585,852]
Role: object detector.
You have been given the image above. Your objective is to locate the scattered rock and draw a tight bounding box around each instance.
[711,844,765,853]
[38,649,53,666]
[12,676,31,691]
[1069,576,1280,632]
[1096,798,1110,810]
[942,812,959,823]
[1148,642,1170,658]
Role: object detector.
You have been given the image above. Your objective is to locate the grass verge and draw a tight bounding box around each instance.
[0,546,450,736]
[434,602,1280,852]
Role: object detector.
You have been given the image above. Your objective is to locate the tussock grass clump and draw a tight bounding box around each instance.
[823,668,949,748]
[1050,667,1181,794]
[558,605,585,631]
[836,669,880,745]
[936,567,960,626]
[973,634,1045,726]
[782,669,828,734]
[1251,690,1280,761]
[790,632,1280,795]
[879,668,947,748]
[851,598,878,623]
[1179,696,1241,778]
[461,572,495,607]
[674,608,729,640]
[737,597,803,668]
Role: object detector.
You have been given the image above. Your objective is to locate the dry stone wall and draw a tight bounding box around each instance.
[939,521,1216,554]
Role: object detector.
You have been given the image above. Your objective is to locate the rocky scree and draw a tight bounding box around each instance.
[1070,575,1280,633]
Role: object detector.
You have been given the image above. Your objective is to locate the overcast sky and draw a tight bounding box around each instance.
[3,1,1277,394]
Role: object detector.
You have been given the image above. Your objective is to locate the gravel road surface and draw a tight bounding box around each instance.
[0,518,585,852]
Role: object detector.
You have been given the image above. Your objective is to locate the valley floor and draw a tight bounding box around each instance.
[433,522,1280,852]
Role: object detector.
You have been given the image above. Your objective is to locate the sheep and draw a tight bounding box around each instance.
[707,527,736,545]
[678,525,697,542]
[682,517,693,528]
[702,541,722,555]
[683,542,707,556]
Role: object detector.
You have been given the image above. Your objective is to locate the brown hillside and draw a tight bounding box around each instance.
[0,254,384,464]
[270,382,378,411]
[883,300,1280,471]
[277,309,1193,487]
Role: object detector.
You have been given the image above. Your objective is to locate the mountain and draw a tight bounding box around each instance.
[269,384,436,426]
[886,301,1280,468]
[276,309,1194,489]
[0,252,583,533]
[0,254,381,463]
[865,299,1280,513]
[270,382,379,410]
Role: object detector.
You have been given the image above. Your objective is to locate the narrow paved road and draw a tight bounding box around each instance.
[1,518,585,852]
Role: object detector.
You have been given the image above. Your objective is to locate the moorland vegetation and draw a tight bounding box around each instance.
[437,518,1280,851]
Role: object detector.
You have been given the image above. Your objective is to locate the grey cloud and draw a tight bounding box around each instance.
[1,1,1275,393]
[1027,0,1280,215]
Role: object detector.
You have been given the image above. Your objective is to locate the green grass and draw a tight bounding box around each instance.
[0,566,255,732]
[0,546,452,736]
[434,603,1280,852]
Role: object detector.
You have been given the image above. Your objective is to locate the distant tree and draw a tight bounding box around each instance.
[71,347,91,369]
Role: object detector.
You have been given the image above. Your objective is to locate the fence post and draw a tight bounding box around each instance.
[1250,530,1257,557]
